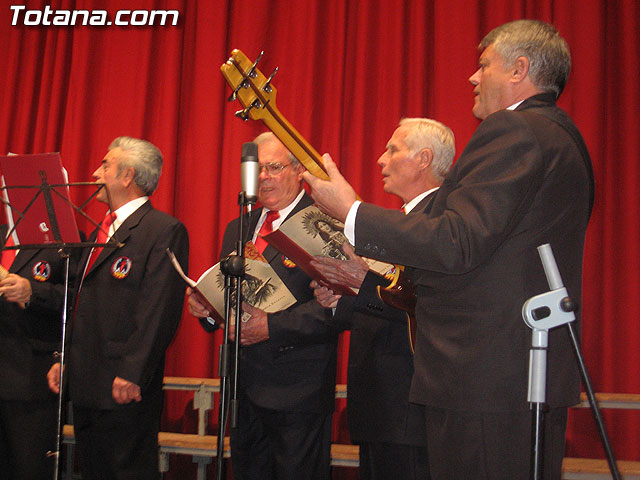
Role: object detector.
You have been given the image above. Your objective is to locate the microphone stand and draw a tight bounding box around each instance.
[522,244,620,480]
[215,191,255,480]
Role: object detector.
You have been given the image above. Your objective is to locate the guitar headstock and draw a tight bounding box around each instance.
[220,49,331,180]
[221,49,278,122]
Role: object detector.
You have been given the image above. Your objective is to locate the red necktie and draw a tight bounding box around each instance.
[85,212,117,275]
[1,235,17,270]
[254,210,280,254]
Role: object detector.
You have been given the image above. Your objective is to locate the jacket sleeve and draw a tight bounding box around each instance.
[349,272,409,324]
[266,298,338,347]
[27,245,83,317]
[116,221,189,389]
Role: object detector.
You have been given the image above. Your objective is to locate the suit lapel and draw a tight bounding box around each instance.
[261,241,281,264]
[9,249,38,273]
[261,193,314,263]
[85,201,151,275]
[408,189,438,217]
[246,208,263,250]
[414,191,436,214]
[0,225,38,273]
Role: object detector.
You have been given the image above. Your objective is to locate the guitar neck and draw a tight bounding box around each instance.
[259,105,329,181]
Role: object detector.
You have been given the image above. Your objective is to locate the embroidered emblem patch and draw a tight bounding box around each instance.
[32,261,51,282]
[282,255,296,268]
[383,265,397,281]
[111,256,132,279]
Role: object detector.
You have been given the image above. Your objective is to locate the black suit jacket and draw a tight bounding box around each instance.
[214,193,338,414]
[68,201,189,409]
[355,94,593,411]
[332,194,434,445]
[0,226,80,400]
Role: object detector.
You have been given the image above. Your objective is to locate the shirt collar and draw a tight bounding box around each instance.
[256,189,305,233]
[403,187,439,214]
[507,100,525,110]
[109,196,149,235]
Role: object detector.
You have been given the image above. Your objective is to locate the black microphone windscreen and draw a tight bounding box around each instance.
[241,142,258,161]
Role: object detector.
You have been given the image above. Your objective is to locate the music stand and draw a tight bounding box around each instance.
[0,152,123,480]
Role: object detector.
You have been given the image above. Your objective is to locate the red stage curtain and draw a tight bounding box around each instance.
[1,0,639,473]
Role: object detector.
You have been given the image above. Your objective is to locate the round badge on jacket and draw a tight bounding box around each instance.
[32,261,51,282]
[111,256,132,279]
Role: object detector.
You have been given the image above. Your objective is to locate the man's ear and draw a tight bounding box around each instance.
[418,148,433,171]
[120,166,136,188]
[512,56,530,83]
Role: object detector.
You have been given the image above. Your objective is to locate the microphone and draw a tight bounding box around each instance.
[241,142,259,211]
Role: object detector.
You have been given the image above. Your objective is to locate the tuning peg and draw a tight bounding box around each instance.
[234,99,263,121]
[248,51,264,79]
[263,67,278,93]
[228,80,248,102]
[235,107,251,121]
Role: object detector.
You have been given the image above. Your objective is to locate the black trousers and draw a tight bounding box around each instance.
[72,393,162,480]
[229,395,332,480]
[0,397,57,480]
[359,441,430,480]
[423,406,568,480]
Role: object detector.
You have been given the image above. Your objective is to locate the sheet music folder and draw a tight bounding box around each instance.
[0,152,81,246]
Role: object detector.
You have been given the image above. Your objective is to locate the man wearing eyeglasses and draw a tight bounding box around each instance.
[188,132,338,480]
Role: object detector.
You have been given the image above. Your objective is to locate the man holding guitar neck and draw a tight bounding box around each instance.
[310,118,454,480]
[304,20,593,480]
[188,132,338,480]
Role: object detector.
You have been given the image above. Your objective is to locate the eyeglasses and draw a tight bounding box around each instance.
[259,162,292,176]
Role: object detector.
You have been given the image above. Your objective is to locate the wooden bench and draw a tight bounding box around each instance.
[60,378,640,479]
[61,425,358,478]
[562,457,640,479]
[62,425,640,479]
[576,392,640,410]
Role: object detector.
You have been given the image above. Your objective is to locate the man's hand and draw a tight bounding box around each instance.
[228,302,269,346]
[191,287,268,345]
[0,273,31,307]
[112,376,142,404]
[302,153,357,222]
[187,287,210,317]
[310,280,341,309]
[47,363,63,394]
[311,243,368,289]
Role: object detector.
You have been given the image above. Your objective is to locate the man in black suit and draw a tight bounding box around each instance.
[310,118,455,479]
[304,20,594,480]
[188,132,337,480]
[0,230,79,479]
[48,136,189,479]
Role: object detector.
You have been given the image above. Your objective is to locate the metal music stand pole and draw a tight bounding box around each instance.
[1,176,119,480]
[522,243,621,480]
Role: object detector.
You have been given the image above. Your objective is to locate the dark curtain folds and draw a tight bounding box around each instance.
[1,0,639,471]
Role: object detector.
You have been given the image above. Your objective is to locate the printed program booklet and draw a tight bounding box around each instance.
[263,205,397,295]
[167,242,296,324]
